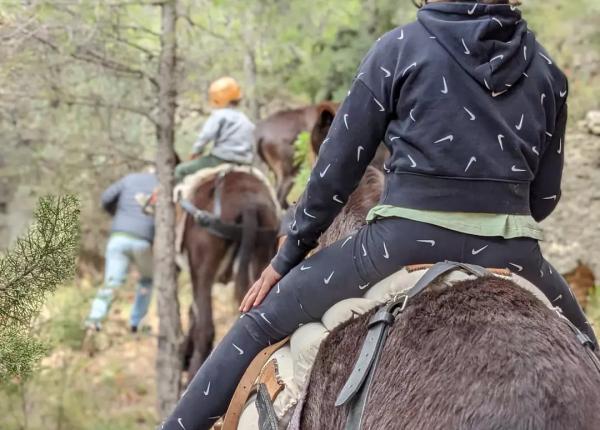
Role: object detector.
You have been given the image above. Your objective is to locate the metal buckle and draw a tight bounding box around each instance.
[391,294,408,317]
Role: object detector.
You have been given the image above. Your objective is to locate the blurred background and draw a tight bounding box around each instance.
[0,0,599,429]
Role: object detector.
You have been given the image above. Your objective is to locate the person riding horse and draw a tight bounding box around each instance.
[175,77,255,183]
[162,1,597,429]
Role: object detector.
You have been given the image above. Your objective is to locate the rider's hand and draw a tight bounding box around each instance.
[240,264,282,313]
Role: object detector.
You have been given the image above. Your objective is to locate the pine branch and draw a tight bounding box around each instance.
[0,195,80,383]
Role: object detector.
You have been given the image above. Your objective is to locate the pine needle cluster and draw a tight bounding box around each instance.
[0,195,80,382]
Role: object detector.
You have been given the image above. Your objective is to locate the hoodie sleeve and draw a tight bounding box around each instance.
[192,111,222,155]
[271,76,392,275]
[101,178,124,214]
[529,101,567,222]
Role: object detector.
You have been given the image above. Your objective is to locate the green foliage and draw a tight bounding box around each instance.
[0,195,80,383]
[288,131,312,203]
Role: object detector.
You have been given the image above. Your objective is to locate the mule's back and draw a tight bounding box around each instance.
[301,276,600,430]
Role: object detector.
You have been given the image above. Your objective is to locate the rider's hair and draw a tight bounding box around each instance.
[413,0,521,7]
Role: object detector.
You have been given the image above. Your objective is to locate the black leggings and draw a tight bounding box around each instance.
[162,217,596,430]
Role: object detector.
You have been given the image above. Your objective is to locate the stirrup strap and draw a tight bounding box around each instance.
[336,261,488,430]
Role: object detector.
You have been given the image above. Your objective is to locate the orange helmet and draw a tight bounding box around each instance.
[208,77,242,108]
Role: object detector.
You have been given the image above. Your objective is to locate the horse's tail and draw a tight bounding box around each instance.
[233,206,259,303]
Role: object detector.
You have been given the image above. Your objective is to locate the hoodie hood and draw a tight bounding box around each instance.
[417,2,536,94]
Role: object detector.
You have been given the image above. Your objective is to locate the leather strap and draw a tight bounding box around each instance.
[337,261,489,430]
[179,198,278,242]
[553,309,600,373]
[221,337,289,430]
[256,383,279,430]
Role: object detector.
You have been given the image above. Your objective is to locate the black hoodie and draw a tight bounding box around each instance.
[272,2,568,276]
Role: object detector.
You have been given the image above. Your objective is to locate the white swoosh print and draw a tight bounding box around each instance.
[374,98,385,112]
[178,418,187,429]
[260,313,272,325]
[472,245,488,255]
[441,76,448,94]
[545,131,553,137]
[540,93,546,105]
[484,78,491,90]
[560,89,567,98]
[357,146,364,161]
[359,283,370,290]
[515,114,524,130]
[532,146,539,156]
[492,17,503,27]
[341,236,353,248]
[204,382,211,396]
[542,195,557,201]
[461,38,470,55]
[539,52,552,65]
[498,134,505,151]
[362,244,368,257]
[509,263,523,272]
[557,138,562,154]
[333,195,344,204]
[467,3,477,14]
[380,66,391,78]
[407,154,417,168]
[409,108,416,122]
[383,164,391,173]
[465,156,477,172]
[511,165,526,172]
[463,107,476,121]
[343,114,349,130]
[523,45,527,61]
[434,135,454,144]
[389,135,401,141]
[233,343,244,355]
[492,90,508,98]
[417,240,436,247]
[303,208,316,219]
[300,265,311,271]
[490,54,504,63]
[397,29,404,40]
[276,283,280,294]
[383,242,390,259]
[319,163,331,178]
[522,72,529,78]
[402,62,417,77]
[324,271,335,285]
[553,294,562,302]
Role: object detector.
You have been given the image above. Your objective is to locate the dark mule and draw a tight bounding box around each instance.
[181,170,279,378]
[256,102,337,207]
[300,276,600,429]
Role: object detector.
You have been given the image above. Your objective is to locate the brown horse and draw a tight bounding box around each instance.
[256,102,338,207]
[286,101,600,429]
[181,169,280,378]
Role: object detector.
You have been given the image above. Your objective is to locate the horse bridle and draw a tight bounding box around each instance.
[335,261,600,430]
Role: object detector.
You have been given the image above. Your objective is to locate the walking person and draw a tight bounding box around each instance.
[86,168,158,332]
[162,1,597,428]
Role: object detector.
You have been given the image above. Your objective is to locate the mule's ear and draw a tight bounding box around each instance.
[310,104,337,157]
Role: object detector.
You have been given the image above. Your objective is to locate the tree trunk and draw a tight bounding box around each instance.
[154,0,182,419]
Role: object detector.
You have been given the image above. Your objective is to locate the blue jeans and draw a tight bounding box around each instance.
[86,234,154,328]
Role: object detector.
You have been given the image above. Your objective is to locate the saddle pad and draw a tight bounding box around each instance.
[173,163,280,211]
[234,267,552,430]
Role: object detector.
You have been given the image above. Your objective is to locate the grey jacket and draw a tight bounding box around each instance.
[101,172,158,242]
[192,108,255,164]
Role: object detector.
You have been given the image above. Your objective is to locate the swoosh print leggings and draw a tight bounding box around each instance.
[162,217,596,430]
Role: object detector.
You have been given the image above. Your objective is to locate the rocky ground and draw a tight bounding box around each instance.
[541,126,600,275]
